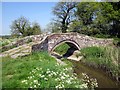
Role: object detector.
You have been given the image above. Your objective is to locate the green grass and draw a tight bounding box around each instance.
[54,43,70,55]
[2,51,86,88]
[80,46,119,77]
[113,38,120,47]
[0,37,32,53]
[81,47,104,65]
[61,58,73,67]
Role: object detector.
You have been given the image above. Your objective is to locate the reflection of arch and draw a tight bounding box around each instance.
[51,40,80,52]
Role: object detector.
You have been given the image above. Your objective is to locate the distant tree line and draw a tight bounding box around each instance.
[51,2,120,38]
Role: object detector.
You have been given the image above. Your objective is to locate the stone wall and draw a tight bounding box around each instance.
[1,33,113,53]
[1,33,48,52]
[47,33,113,52]
[32,37,48,52]
[32,33,113,53]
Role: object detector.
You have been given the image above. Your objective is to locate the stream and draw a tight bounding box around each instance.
[70,60,118,88]
[51,52,119,88]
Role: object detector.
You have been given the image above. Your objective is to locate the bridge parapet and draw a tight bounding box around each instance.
[32,33,113,53]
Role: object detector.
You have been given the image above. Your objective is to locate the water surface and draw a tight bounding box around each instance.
[70,60,118,88]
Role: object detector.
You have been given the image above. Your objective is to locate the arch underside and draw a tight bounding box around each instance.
[51,40,80,52]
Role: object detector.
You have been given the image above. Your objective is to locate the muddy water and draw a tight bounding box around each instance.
[70,60,119,88]
[51,52,119,88]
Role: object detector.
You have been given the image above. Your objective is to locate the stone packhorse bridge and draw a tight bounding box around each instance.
[0,33,113,58]
[32,33,112,53]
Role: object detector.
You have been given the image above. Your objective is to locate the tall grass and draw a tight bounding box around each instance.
[80,46,119,79]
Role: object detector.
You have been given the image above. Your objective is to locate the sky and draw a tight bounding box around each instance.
[1,0,118,35]
[1,2,57,35]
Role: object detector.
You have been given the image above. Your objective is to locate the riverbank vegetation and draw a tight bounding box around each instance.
[54,43,70,55]
[54,43,119,82]
[2,51,89,88]
[80,46,119,81]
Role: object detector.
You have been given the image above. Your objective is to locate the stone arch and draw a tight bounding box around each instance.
[50,39,80,53]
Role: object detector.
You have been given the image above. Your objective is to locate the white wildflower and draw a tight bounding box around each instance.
[34,80,38,84]
[80,83,88,88]
[44,78,48,81]
[61,76,65,80]
[66,79,71,84]
[38,83,40,86]
[21,80,27,83]
[41,75,45,78]
[34,85,37,88]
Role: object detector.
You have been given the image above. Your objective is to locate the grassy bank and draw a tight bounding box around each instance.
[54,43,70,55]
[53,42,119,81]
[2,51,88,88]
[80,46,119,80]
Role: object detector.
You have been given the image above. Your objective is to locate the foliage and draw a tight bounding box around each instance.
[45,22,61,33]
[51,43,99,89]
[81,47,104,59]
[69,2,120,38]
[2,51,87,88]
[0,40,9,47]
[31,22,42,35]
[81,73,98,89]
[10,16,30,36]
[53,2,77,33]
[54,43,70,55]
[113,38,120,47]
[0,37,32,53]
[21,65,83,88]
[10,16,41,36]
[80,46,119,78]
[93,34,111,38]
[0,38,19,47]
